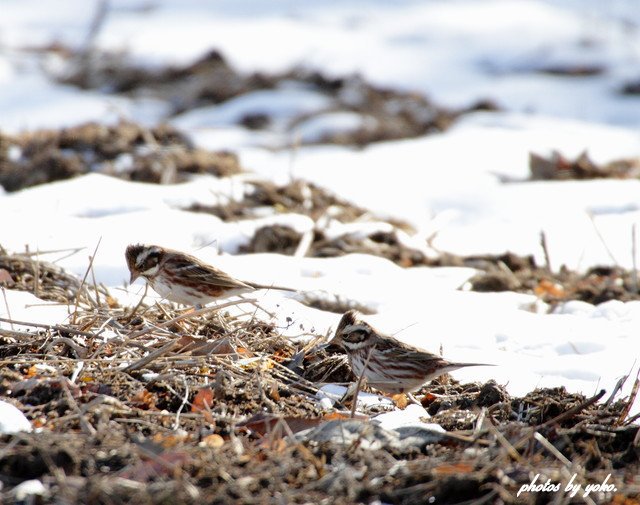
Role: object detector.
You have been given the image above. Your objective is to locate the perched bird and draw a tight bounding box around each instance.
[329,310,490,394]
[125,244,295,306]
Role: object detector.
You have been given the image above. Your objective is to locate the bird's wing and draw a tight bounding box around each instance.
[172,258,254,290]
[375,336,444,364]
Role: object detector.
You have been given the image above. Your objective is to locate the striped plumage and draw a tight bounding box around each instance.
[330,310,488,394]
[125,244,294,306]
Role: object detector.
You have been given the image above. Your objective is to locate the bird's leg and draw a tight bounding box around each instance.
[337,380,362,409]
[338,382,356,404]
[345,347,375,416]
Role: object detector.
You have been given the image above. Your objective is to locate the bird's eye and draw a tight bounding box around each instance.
[342,329,367,343]
[140,251,160,270]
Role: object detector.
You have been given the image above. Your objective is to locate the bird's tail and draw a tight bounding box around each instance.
[451,362,495,369]
[246,281,297,292]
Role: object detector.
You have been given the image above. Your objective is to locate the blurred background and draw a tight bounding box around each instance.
[1,0,640,142]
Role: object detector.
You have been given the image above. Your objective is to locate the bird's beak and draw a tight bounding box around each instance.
[129,271,139,284]
[305,342,331,356]
[314,336,339,351]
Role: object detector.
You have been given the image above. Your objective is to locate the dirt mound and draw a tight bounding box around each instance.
[431,251,640,305]
[0,122,242,192]
[44,44,498,148]
[529,151,640,180]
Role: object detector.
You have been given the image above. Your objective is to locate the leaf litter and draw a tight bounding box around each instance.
[0,244,639,504]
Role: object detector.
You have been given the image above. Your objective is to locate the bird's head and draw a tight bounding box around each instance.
[330,310,375,351]
[125,244,164,284]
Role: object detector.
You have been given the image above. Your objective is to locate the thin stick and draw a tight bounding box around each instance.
[605,374,629,406]
[624,412,640,426]
[587,212,619,265]
[126,298,257,340]
[632,223,638,294]
[244,297,277,320]
[123,283,149,323]
[60,376,96,436]
[72,237,102,324]
[390,321,419,339]
[294,229,314,258]
[287,131,301,182]
[532,433,597,505]
[93,315,118,338]
[112,418,175,432]
[90,258,102,309]
[24,302,74,308]
[350,346,374,419]
[617,368,640,426]
[122,340,180,373]
[474,407,487,437]
[0,354,222,366]
[45,337,88,359]
[605,360,635,406]
[536,389,605,429]
[0,328,36,340]
[1,287,14,331]
[485,420,525,463]
[0,317,98,338]
[539,230,552,272]
[70,361,84,383]
[533,431,572,467]
[87,317,121,359]
[82,0,109,51]
[34,248,41,299]
[19,246,85,258]
[173,378,190,431]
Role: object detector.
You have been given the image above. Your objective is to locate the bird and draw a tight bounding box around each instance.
[125,244,295,306]
[328,310,491,394]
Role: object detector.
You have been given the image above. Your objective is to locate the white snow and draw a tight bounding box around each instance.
[173,86,333,130]
[0,400,33,434]
[317,384,395,411]
[1,0,640,420]
[0,291,73,331]
[373,404,445,433]
[295,112,376,144]
[12,479,46,500]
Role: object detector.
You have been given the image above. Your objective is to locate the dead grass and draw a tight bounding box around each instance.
[0,248,639,504]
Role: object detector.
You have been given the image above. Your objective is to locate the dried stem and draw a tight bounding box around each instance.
[350,346,374,419]
[72,237,102,324]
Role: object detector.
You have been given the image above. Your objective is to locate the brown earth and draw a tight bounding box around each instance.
[0,248,639,504]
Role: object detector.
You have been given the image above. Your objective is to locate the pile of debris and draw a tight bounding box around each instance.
[0,250,638,503]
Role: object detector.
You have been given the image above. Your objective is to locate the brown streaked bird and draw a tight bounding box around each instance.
[125,244,295,306]
[329,310,491,394]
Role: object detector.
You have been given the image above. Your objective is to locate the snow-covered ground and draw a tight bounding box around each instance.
[2,0,640,416]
